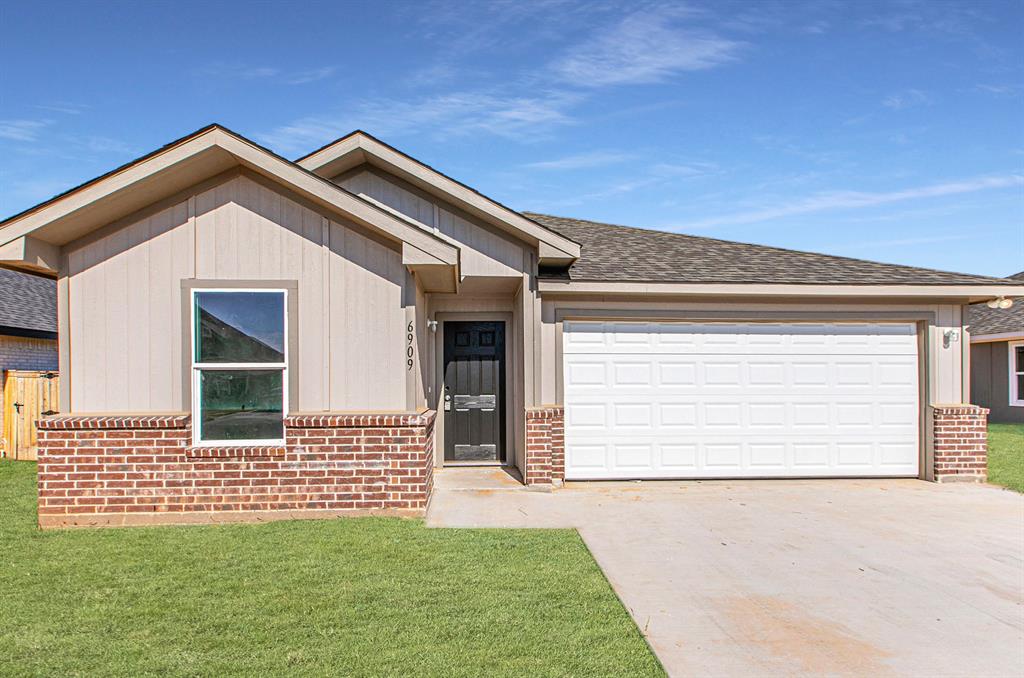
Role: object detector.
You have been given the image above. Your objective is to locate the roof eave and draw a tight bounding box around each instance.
[296,131,581,261]
[537,280,1024,302]
[0,125,459,271]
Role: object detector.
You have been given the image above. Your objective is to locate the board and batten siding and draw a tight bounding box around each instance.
[335,168,527,279]
[65,172,410,414]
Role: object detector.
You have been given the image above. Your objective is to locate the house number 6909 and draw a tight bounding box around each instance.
[406,321,414,370]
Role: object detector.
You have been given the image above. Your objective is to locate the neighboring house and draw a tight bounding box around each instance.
[969,271,1024,423]
[1,125,1022,527]
[0,267,58,452]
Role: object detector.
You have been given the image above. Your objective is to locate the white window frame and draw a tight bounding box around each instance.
[1010,340,1024,408]
[190,287,289,446]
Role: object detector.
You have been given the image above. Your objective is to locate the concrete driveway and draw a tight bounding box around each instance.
[427,470,1024,677]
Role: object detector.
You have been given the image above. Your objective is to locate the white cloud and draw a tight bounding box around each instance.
[882,89,931,110]
[0,119,51,142]
[258,91,580,153]
[674,175,1024,230]
[524,150,634,170]
[197,63,336,85]
[285,67,336,85]
[841,234,970,249]
[33,102,87,115]
[552,8,742,87]
[975,83,1023,97]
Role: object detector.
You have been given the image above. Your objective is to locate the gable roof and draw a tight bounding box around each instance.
[0,125,459,279]
[296,130,580,263]
[0,268,57,338]
[527,213,1023,287]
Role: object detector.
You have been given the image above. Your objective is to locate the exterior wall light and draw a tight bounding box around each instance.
[986,296,1014,309]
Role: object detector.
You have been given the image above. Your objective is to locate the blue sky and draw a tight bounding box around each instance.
[1,0,1022,276]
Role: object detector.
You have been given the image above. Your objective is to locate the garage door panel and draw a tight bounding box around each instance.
[563,321,918,356]
[568,395,916,433]
[564,321,919,479]
[566,438,918,479]
[566,355,915,393]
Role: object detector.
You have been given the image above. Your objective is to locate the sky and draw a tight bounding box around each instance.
[1,0,1022,277]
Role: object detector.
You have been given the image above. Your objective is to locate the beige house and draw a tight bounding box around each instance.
[2,125,1021,527]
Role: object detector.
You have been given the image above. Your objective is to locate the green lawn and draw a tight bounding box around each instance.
[0,461,662,677]
[988,423,1024,493]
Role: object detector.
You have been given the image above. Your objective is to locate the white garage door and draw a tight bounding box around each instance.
[563,321,919,479]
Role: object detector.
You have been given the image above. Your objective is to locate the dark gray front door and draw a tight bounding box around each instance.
[443,321,505,463]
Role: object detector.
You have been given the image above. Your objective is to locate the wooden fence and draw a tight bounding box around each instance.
[2,370,59,461]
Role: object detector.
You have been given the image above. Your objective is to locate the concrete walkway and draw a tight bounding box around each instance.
[427,469,1024,677]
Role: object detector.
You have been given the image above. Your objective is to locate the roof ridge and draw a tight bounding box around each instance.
[524,211,1016,285]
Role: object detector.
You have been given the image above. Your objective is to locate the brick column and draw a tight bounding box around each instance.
[932,405,989,483]
[525,407,564,487]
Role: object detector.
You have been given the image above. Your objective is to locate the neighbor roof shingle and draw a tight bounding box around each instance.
[967,270,1024,336]
[526,213,1023,287]
[967,303,1024,336]
[0,268,57,335]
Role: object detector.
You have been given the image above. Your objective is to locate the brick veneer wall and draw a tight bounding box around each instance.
[524,407,564,486]
[932,405,989,483]
[36,411,436,528]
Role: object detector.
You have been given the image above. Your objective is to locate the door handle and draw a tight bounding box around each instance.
[13,402,23,414]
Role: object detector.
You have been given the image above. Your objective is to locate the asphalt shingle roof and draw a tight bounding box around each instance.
[0,268,57,335]
[526,213,1023,287]
[967,271,1024,336]
[968,303,1024,336]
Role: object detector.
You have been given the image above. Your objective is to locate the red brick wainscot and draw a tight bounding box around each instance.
[524,406,564,487]
[36,411,436,528]
[932,404,989,483]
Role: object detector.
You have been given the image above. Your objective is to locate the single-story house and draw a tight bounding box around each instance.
[969,272,1024,424]
[2,124,1021,527]
[0,267,58,456]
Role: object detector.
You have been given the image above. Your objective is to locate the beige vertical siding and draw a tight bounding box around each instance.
[325,215,406,410]
[68,200,192,412]
[337,168,526,279]
[65,173,409,413]
[336,165,537,464]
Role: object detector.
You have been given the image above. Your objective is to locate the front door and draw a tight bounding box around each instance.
[443,321,505,463]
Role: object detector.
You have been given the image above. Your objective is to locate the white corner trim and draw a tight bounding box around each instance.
[1009,340,1024,407]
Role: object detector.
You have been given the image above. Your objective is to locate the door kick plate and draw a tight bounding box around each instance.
[453,394,496,411]
[454,444,497,460]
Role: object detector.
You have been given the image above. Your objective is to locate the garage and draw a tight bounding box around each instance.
[562,321,920,479]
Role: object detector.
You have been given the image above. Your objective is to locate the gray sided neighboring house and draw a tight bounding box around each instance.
[0,267,59,442]
[969,271,1024,423]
